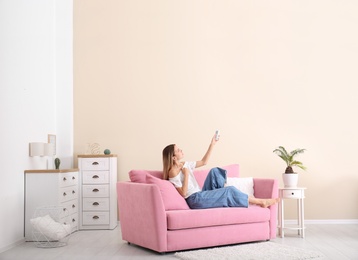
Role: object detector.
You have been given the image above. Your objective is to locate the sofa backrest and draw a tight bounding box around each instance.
[129,164,240,188]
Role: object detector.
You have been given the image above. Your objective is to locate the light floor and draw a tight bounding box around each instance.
[1,224,357,260]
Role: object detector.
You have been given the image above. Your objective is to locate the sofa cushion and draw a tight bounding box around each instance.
[146,174,190,210]
[166,205,270,230]
[227,177,254,196]
[129,170,163,183]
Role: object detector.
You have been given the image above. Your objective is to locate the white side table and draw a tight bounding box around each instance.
[278,187,306,238]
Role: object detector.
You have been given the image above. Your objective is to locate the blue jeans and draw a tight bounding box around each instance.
[186,167,249,209]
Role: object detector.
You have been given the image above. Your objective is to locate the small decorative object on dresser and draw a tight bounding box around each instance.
[54,158,61,169]
[104,149,111,155]
[273,146,307,187]
[78,154,118,230]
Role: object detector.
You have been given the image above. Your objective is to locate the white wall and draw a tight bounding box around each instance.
[0,0,73,252]
[55,0,74,167]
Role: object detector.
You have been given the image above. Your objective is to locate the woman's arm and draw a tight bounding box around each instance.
[196,135,218,168]
[175,168,189,197]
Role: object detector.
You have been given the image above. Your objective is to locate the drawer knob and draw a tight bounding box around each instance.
[93,216,99,220]
[292,192,294,195]
[92,162,99,165]
[72,218,76,222]
[63,208,67,212]
[72,176,76,180]
[92,188,99,192]
[72,204,76,208]
[92,175,99,179]
[72,190,76,194]
[93,202,99,206]
[63,192,67,196]
[63,177,67,181]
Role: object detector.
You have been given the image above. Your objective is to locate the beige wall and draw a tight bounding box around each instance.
[74,0,358,220]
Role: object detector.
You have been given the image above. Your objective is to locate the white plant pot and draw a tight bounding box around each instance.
[282,173,298,187]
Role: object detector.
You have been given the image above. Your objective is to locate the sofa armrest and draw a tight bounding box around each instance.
[117,182,167,252]
[253,178,278,239]
[253,178,278,199]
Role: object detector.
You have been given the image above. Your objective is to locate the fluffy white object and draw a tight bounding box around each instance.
[226,177,254,197]
[30,214,71,240]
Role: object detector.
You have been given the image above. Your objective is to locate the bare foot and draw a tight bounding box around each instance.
[261,198,280,208]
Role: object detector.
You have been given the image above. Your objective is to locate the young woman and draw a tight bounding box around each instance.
[162,135,279,209]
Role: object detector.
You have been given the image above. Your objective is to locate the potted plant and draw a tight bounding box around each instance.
[273,146,307,187]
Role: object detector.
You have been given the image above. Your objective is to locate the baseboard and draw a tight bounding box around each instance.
[0,238,25,254]
[284,219,358,225]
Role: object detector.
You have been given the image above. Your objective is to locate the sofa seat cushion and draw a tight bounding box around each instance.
[166,205,270,230]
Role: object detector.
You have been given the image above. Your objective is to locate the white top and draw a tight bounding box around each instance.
[169,161,201,198]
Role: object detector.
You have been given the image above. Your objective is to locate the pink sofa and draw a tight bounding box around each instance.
[116,164,278,253]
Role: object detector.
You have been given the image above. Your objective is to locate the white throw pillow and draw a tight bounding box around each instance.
[30,214,71,240]
[226,177,254,197]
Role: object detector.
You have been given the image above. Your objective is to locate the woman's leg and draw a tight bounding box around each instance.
[186,186,248,209]
[202,167,227,191]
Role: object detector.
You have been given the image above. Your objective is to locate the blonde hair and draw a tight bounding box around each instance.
[162,144,175,180]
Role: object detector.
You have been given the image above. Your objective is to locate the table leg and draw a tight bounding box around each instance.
[298,198,301,236]
[280,198,284,238]
[278,199,281,237]
[301,198,305,238]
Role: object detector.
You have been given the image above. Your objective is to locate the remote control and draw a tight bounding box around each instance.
[215,130,220,141]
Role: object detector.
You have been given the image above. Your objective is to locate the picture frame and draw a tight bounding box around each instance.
[47,134,56,156]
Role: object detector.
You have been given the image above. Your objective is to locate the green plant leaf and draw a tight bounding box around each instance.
[273,146,307,172]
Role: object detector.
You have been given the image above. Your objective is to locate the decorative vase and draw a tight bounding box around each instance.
[54,158,61,170]
[282,173,298,187]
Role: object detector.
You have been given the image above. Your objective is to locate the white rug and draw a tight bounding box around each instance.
[174,242,326,260]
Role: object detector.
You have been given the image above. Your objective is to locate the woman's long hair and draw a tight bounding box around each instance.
[162,144,175,180]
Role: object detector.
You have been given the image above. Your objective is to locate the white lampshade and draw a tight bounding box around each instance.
[44,143,55,156]
[29,142,45,157]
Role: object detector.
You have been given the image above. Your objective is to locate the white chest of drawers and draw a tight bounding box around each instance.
[24,169,79,241]
[78,155,118,230]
